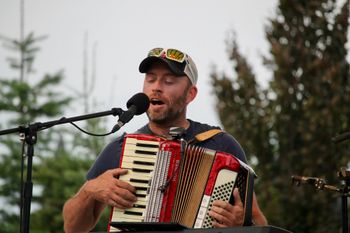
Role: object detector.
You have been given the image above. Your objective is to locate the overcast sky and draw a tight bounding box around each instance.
[0,0,278,134]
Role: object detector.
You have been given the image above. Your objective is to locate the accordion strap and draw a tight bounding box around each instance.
[189,129,223,144]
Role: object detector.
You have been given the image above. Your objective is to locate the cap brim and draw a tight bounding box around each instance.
[139,57,185,76]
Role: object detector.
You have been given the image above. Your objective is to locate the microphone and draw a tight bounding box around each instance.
[111,93,150,133]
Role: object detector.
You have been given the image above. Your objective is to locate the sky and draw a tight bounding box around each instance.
[0,0,278,135]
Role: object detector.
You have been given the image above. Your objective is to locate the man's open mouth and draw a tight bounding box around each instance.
[150,98,165,105]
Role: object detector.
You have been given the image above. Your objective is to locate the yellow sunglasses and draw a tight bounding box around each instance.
[147,48,186,63]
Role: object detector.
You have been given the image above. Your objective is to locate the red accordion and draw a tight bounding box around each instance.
[108,134,255,232]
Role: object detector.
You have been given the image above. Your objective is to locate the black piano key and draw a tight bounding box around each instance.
[135,142,159,148]
[130,178,149,184]
[134,150,157,155]
[132,168,152,173]
[135,187,148,191]
[124,210,143,216]
[133,204,146,208]
[133,160,155,166]
[135,193,146,198]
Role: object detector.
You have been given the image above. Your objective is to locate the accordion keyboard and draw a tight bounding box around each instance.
[111,137,160,222]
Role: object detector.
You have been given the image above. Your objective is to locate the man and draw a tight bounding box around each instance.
[63,48,267,233]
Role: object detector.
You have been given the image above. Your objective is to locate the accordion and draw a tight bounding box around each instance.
[108,134,255,232]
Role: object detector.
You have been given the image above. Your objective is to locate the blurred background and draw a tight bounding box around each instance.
[0,0,349,232]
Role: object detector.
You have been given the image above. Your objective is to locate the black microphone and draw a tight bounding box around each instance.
[111,93,150,133]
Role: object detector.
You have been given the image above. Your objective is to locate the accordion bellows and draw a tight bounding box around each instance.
[108,134,254,232]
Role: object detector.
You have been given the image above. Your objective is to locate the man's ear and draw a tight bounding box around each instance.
[186,85,198,104]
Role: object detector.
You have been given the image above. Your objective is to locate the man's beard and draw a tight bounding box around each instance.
[146,92,188,126]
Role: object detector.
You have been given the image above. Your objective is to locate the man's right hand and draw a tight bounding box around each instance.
[84,168,137,209]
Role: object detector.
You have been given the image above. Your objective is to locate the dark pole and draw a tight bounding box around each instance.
[21,128,36,233]
[339,169,350,233]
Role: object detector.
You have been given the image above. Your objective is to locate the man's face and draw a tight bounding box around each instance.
[142,61,196,125]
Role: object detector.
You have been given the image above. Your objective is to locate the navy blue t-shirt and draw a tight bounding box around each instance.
[86,119,246,180]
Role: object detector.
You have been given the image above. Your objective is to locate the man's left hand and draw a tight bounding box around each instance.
[208,188,244,227]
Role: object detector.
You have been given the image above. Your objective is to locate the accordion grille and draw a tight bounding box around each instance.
[171,145,215,227]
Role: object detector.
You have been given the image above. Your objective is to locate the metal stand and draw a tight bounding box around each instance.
[292,168,350,233]
[338,168,350,233]
[0,107,123,233]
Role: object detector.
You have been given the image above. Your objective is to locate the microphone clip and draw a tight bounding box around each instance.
[291,175,348,195]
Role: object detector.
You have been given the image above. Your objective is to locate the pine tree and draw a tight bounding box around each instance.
[0,32,72,232]
[0,30,111,233]
[211,1,350,232]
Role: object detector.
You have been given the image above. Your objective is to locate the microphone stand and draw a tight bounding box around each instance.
[0,107,123,233]
[332,131,350,233]
[292,170,350,233]
[338,168,350,233]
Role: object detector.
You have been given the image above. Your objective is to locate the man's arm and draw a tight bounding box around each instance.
[251,192,267,225]
[63,182,106,233]
[63,168,137,233]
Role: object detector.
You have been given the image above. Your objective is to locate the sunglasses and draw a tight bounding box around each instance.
[147,48,187,63]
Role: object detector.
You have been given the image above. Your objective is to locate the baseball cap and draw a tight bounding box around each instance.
[139,48,198,85]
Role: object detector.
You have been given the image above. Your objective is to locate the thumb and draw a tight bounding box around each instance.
[233,188,243,207]
[110,168,128,177]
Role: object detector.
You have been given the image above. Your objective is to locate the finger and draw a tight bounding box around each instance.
[212,200,234,212]
[110,168,129,177]
[233,188,243,207]
[110,191,135,208]
[108,199,129,209]
[113,186,137,202]
[115,179,137,194]
[209,210,230,226]
[210,205,232,216]
[211,200,244,227]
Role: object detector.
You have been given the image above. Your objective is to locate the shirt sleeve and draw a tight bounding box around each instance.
[198,132,247,163]
[218,133,247,163]
[86,134,125,180]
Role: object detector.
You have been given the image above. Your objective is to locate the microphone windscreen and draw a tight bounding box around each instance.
[126,92,150,115]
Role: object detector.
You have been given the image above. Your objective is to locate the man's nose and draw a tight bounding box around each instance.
[151,80,163,92]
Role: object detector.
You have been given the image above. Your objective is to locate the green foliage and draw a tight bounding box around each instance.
[0,32,107,232]
[1,32,46,80]
[31,145,92,233]
[211,1,350,232]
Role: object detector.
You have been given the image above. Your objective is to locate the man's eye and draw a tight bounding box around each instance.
[145,76,156,83]
[165,79,175,84]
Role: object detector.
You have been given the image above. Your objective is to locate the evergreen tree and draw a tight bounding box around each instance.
[0,32,72,232]
[211,1,350,232]
[0,32,111,232]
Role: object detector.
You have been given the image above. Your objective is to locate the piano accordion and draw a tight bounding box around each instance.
[108,134,255,232]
